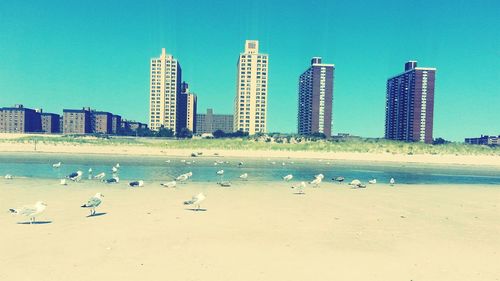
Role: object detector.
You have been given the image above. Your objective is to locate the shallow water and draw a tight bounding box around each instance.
[0,153,499,185]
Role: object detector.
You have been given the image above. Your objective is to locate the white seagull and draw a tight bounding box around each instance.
[176,174,189,183]
[185,172,193,178]
[216,170,224,175]
[52,162,62,168]
[9,201,47,224]
[291,181,306,194]
[94,172,106,180]
[239,173,248,180]
[161,181,177,188]
[315,174,325,180]
[349,179,362,186]
[81,193,104,216]
[184,192,206,211]
[111,166,118,173]
[310,176,322,187]
[369,179,377,184]
[283,174,293,182]
[5,174,13,179]
[390,178,395,185]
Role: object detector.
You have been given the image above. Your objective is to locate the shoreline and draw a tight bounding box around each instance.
[1,141,499,169]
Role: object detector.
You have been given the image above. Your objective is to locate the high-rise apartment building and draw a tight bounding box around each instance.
[149,48,182,132]
[233,40,268,135]
[385,61,436,144]
[176,82,197,133]
[297,57,335,137]
[196,108,233,134]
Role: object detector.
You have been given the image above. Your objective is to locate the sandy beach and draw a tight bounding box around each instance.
[1,138,499,168]
[1,178,499,281]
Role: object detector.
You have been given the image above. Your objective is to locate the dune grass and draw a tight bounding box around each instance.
[0,134,498,156]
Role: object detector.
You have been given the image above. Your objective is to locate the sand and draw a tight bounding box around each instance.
[0,178,499,281]
[1,139,499,168]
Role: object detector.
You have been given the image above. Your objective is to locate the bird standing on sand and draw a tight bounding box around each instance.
[369,179,377,184]
[52,162,62,168]
[184,193,206,211]
[67,171,83,182]
[176,174,189,183]
[390,178,395,186]
[239,173,248,180]
[5,174,13,179]
[81,193,104,216]
[283,174,293,182]
[315,174,325,180]
[291,181,306,194]
[161,181,177,188]
[129,180,144,187]
[94,172,106,180]
[333,176,345,183]
[9,201,47,224]
[310,176,322,187]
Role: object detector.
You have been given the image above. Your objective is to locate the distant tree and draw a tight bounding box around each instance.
[433,137,449,145]
[213,130,226,138]
[136,127,153,137]
[177,128,193,139]
[155,127,174,138]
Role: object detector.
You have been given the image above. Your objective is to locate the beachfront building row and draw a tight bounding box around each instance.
[0,104,145,135]
[195,108,233,134]
[465,135,500,146]
[149,48,197,134]
[385,61,436,144]
[297,57,335,137]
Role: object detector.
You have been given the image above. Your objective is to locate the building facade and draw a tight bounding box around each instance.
[111,115,121,134]
[385,61,436,144]
[233,40,269,135]
[63,108,92,134]
[93,111,113,134]
[465,135,500,146]
[149,48,182,132]
[297,57,335,137]
[196,108,233,134]
[0,104,41,133]
[41,112,61,133]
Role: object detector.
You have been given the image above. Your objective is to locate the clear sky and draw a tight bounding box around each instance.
[0,0,498,141]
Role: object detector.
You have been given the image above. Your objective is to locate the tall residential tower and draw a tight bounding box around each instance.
[385,61,436,144]
[297,57,335,137]
[149,48,182,132]
[233,40,269,135]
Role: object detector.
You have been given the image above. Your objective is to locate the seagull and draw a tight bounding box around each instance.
[88,168,93,179]
[185,172,193,178]
[112,166,118,173]
[315,174,325,180]
[160,181,177,188]
[310,176,322,187]
[52,162,62,168]
[369,179,377,184]
[239,173,248,180]
[5,174,13,179]
[283,174,293,182]
[81,193,104,216]
[216,170,224,175]
[67,171,83,182]
[115,163,120,169]
[291,181,306,194]
[349,179,362,186]
[333,176,345,183]
[9,201,47,224]
[184,193,206,211]
[60,179,67,186]
[129,180,144,187]
[219,181,232,187]
[94,172,106,180]
[165,160,171,163]
[176,174,189,183]
[390,178,395,186]
[104,177,119,184]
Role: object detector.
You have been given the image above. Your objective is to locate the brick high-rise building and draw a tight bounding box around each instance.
[385,61,436,144]
[297,57,335,137]
[233,40,269,134]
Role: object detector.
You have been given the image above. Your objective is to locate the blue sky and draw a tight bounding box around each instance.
[0,0,498,141]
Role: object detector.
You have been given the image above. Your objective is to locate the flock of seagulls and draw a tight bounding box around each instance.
[5,158,400,224]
